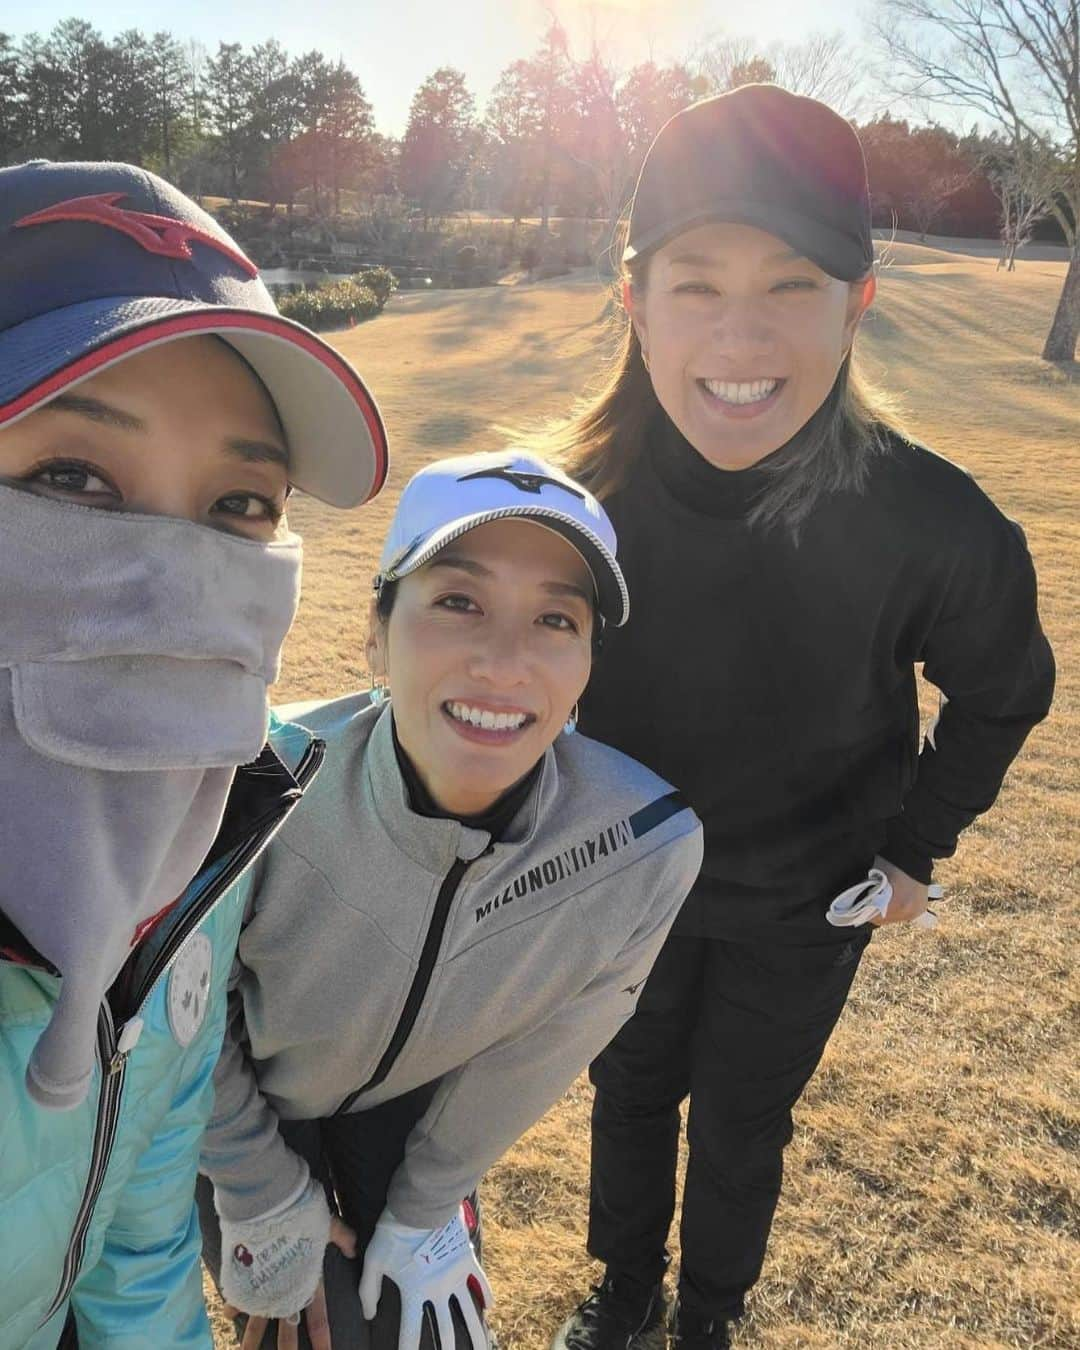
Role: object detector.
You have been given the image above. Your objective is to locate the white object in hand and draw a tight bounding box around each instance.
[826,867,942,929]
[359,1205,493,1350]
[218,1177,331,1320]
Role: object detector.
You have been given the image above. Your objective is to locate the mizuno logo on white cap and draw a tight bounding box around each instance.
[457,466,585,499]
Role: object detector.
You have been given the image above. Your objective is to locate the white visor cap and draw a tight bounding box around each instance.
[376,451,629,627]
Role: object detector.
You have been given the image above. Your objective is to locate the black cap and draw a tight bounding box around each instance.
[624,85,874,282]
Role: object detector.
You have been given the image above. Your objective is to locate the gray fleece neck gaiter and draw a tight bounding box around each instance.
[0,484,302,1110]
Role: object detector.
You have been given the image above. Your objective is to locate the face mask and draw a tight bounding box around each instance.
[0,484,302,1109]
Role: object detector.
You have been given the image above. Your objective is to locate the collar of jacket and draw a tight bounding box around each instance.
[0,738,305,973]
[363,704,558,880]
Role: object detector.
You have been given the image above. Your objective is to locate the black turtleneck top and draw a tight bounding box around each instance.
[579,416,1054,941]
[392,718,542,841]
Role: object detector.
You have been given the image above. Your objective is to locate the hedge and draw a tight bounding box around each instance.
[276,267,396,331]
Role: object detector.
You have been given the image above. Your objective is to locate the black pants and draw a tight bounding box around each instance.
[199,1081,482,1349]
[587,928,871,1323]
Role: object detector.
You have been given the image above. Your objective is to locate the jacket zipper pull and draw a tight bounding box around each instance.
[108,1016,144,1075]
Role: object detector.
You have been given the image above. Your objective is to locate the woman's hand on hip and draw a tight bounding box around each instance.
[359,1204,492,1350]
[869,855,930,926]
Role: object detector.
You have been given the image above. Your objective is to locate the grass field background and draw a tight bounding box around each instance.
[210,237,1078,1348]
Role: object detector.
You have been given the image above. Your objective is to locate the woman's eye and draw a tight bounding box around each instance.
[772,278,818,293]
[674,282,718,296]
[540,612,579,633]
[214,493,281,522]
[435,593,481,613]
[27,461,119,499]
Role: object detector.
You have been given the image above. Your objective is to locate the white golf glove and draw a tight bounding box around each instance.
[218,1176,332,1321]
[359,1205,493,1350]
[826,867,943,929]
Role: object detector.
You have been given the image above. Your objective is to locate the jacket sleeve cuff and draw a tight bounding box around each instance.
[386,1173,467,1233]
[880,819,935,885]
[208,1143,310,1224]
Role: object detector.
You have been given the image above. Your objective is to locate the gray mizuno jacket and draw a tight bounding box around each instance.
[200,694,703,1229]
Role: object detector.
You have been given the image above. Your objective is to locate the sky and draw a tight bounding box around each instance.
[0,0,878,136]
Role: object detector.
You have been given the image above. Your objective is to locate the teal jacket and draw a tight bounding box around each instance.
[0,717,321,1350]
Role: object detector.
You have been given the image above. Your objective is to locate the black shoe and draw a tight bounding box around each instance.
[669,1300,732,1350]
[552,1272,667,1350]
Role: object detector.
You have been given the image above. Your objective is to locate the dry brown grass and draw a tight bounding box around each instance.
[209,244,1079,1348]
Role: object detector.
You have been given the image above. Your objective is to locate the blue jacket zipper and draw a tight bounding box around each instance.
[38,740,324,1327]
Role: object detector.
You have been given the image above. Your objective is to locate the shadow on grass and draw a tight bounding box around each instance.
[426,327,474,349]
[506,356,556,376]
[988,356,1080,388]
[862,307,902,339]
[415,412,484,446]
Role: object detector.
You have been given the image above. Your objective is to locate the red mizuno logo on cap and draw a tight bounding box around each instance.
[14,192,259,277]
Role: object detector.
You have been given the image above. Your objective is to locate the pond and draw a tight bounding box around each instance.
[260,267,355,287]
[260,265,435,290]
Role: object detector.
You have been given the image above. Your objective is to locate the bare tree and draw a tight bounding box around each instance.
[692,34,759,94]
[984,138,1060,268]
[907,167,973,240]
[897,124,976,239]
[771,33,868,118]
[693,31,865,117]
[874,0,1080,362]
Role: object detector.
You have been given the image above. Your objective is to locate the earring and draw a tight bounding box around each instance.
[369,672,389,707]
[563,703,579,736]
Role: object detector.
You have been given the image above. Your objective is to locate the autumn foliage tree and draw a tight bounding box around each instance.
[860,117,975,238]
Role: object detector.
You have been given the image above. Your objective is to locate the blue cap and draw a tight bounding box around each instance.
[0,160,388,508]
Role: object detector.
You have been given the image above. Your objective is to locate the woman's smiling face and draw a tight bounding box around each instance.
[369,517,596,817]
[628,221,873,470]
[0,336,290,539]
